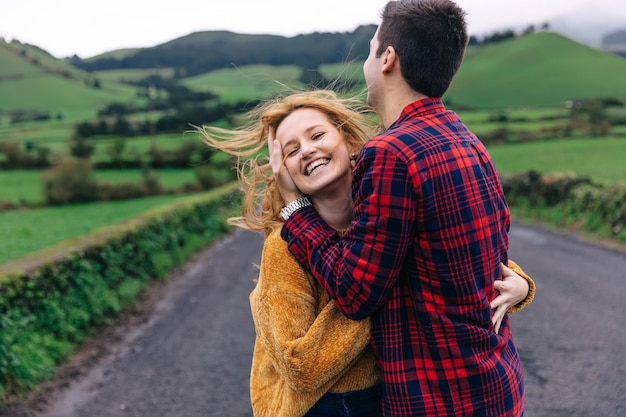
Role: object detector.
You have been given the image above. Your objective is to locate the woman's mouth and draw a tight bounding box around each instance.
[306,158,330,175]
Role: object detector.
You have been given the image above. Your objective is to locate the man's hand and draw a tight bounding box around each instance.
[491,263,530,333]
[268,127,302,204]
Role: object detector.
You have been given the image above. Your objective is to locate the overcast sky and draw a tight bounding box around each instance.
[0,0,620,58]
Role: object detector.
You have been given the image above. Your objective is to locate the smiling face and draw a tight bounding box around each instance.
[275,107,354,199]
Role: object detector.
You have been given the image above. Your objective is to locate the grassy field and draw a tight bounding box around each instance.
[457,107,572,136]
[93,68,177,83]
[181,64,306,104]
[0,168,200,205]
[0,129,208,165]
[0,193,204,265]
[487,136,626,184]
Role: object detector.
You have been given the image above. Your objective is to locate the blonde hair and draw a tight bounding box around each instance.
[197,89,379,236]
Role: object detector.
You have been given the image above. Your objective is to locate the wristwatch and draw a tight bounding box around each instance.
[280,197,312,220]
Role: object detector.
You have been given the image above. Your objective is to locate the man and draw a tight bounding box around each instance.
[270,0,525,416]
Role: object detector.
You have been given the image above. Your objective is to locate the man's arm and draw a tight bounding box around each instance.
[282,145,415,319]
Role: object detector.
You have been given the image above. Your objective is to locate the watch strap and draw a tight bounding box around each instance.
[280,197,312,220]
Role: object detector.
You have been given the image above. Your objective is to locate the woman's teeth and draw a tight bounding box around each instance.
[306,158,329,175]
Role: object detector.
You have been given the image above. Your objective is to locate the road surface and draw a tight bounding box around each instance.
[3,222,625,417]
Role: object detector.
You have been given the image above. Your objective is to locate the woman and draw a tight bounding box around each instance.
[197,90,535,417]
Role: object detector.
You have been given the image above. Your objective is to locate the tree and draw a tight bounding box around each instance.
[69,136,95,158]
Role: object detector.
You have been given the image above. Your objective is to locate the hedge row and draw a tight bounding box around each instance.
[502,170,626,242]
[0,183,238,404]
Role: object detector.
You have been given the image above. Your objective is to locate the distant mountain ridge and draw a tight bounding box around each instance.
[69,26,377,77]
[602,29,626,55]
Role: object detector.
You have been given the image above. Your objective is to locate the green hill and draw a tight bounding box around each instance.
[446,31,626,109]
[0,41,144,121]
[73,27,376,77]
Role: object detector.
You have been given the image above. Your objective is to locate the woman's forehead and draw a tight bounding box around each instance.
[276,109,334,139]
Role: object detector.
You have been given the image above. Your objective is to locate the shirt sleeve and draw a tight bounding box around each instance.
[282,145,414,320]
[250,230,372,393]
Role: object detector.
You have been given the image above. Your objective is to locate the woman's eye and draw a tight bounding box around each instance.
[286,147,299,157]
[312,132,324,141]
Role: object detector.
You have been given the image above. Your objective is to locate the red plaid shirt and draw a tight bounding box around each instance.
[282,98,524,416]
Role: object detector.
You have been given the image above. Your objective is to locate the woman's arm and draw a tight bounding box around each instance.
[250,230,371,393]
[503,260,536,312]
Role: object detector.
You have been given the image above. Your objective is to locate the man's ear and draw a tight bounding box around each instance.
[381,46,398,74]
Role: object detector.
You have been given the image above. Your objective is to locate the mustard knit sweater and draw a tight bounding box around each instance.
[248,228,535,417]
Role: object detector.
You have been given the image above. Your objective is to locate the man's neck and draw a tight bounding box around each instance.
[379,89,428,129]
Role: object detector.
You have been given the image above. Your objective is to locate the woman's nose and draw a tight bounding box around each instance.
[300,142,315,159]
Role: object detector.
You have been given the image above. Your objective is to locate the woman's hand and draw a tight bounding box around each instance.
[491,263,530,333]
[268,127,302,204]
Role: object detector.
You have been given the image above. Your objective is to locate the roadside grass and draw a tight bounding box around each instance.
[0,193,202,264]
[508,202,626,254]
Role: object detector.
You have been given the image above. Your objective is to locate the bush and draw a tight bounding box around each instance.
[195,164,236,189]
[0,142,52,169]
[502,170,625,242]
[41,159,99,205]
[69,137,95,159]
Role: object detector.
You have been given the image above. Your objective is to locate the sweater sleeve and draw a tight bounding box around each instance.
[506,259,536,313]
[250,229,372,393]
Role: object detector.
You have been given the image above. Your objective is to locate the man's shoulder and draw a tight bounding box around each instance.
[364,126,427,158]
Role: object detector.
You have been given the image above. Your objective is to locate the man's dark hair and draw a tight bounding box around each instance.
[377,0,468,98]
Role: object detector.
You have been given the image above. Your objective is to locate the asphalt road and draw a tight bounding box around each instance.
[23,223,626,417]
